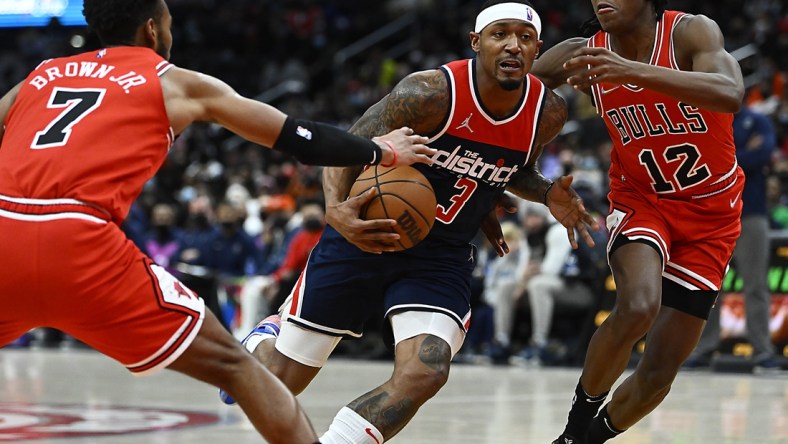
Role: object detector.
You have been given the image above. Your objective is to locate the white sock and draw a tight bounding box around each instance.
[319,406,384,444]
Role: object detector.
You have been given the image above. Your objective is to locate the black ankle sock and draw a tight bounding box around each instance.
[562,380,609,440]
[586,405,624,444]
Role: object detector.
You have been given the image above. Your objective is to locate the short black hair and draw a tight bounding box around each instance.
[581,0,668,37]
[83,0,164,46]
[478,0,536,14]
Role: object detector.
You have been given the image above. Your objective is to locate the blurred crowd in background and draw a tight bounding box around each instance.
[2,0,787,365]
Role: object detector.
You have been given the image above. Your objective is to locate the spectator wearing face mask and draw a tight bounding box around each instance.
[203,201,260,278]
[143,202,183,270]
[255,194,298,275]
[175,195,216,267]
[237,200,326,338]
[268,201,326,304]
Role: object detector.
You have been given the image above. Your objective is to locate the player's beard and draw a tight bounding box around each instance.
[499,77,523,91]
[154,34,171,60]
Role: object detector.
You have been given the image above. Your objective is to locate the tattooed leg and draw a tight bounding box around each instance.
[346,334,452,440]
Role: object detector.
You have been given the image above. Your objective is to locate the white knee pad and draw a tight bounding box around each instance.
[390,311,465,357]
[275,322,342,368]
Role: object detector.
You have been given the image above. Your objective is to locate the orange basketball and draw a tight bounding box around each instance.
[349,165,436,251]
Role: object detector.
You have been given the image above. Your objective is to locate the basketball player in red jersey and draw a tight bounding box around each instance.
[0,1,435,443]
[226,1,599,443]
[529,1,745,442]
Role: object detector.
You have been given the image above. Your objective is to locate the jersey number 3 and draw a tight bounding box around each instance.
[436,177,478,224]
[32,87,106,149]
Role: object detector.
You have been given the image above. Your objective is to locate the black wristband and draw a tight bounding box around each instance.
[543,181,554,205]
[272,116,382,166]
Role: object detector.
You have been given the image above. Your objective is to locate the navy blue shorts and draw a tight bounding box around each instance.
[284,226,476,338]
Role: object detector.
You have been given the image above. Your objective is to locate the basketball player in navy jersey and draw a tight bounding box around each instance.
[529,1,745,442]
[224,1,599,442]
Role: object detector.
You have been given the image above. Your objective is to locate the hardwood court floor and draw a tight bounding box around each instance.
[1,348,786,443]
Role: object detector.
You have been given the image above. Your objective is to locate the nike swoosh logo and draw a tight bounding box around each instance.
[602,84,643,94]
[730,192,741,208]
[365,427,381,444]
[600,85,620,95]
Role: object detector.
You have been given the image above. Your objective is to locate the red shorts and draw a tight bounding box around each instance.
[0,196,204,375]
[606,170,743,292]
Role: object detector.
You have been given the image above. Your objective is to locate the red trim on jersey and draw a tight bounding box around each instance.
[289,270,306,317]
[127,314,201,373]
[436,59,544,154]
[664,263,717,291]
[650,15,664,66]
[0,195,110,221]
[128,258,203,373]
[620,227,669,262]
[606,202,636,252]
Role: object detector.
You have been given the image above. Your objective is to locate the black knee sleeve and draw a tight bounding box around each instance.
[661,279,718,320]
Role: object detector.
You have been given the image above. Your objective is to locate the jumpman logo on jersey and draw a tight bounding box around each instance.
[455,113,474,133]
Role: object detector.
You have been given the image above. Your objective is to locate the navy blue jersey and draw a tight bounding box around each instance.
[415,59,546,245]
[277,59,548,347]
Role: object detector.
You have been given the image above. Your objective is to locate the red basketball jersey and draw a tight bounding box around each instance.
[589,11,739,200]
[417,59,545,243]
[0,47,174,223]
[438,59,544,155]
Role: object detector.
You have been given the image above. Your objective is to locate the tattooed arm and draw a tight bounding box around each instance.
[503,89,599,249]
[506,89,567,202]
[323,70,449,253]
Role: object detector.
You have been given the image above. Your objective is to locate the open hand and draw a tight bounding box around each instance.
[480,194,518,257]
[374,127,436,167]
[545,175,601,249]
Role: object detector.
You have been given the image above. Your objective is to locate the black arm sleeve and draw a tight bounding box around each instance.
[271,116,383,166]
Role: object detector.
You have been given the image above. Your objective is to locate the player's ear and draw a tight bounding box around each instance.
[469,31,481,53]
[143,18,157,49]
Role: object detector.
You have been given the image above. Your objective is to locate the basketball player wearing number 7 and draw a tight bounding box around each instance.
[529,0,745,442]
[227,1,598,442]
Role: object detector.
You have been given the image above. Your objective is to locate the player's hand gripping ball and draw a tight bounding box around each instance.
[349,165,436,251]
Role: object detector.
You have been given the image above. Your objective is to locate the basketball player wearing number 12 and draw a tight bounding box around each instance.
[530,0,745,442]
[230,1,598,443]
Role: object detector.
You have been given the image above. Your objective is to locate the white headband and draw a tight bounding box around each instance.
[474,2,542,38]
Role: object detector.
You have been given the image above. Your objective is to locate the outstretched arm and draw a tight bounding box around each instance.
[531,38,588,90]
[323,70,449,253]
[160,67,435,167]
[563,14,744,112]
[504,89,599,249]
